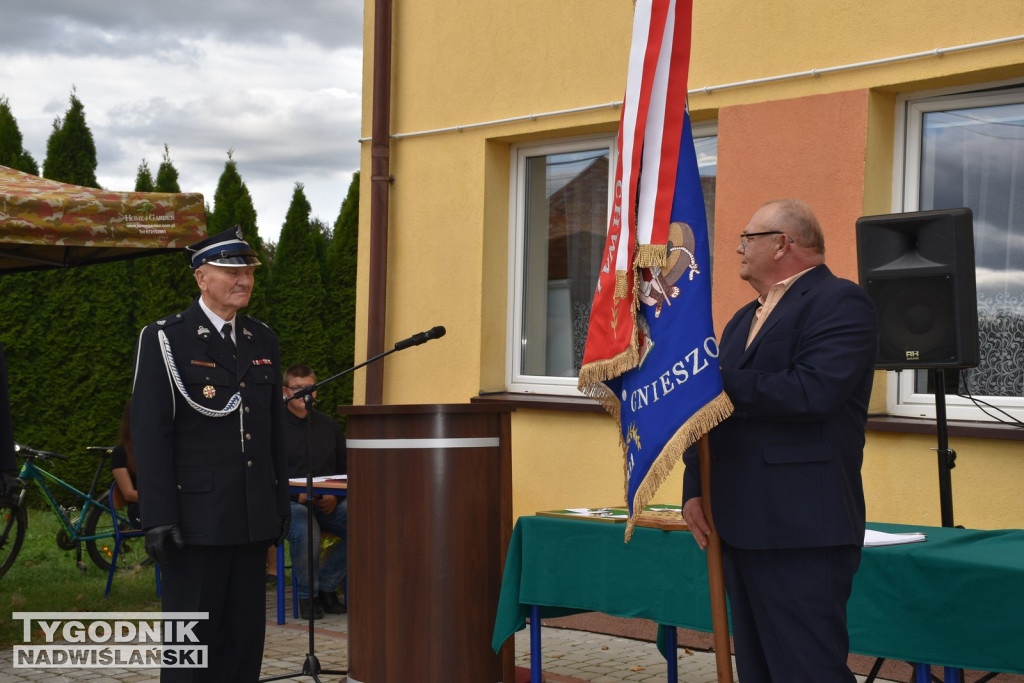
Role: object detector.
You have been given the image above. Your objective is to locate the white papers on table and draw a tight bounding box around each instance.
[565,507,628,519]
[864,529,927,547]
[288,475,347,485]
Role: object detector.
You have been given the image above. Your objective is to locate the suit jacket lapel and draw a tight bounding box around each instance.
[722,300,759,367]
[737,264,833,363]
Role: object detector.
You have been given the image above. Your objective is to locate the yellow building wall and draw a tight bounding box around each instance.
[865,432,1024,529]
[357,0,1024,528]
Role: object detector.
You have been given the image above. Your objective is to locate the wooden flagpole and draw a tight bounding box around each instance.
[698,434,734,682]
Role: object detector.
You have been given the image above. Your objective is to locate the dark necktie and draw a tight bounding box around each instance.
[222,323,236,355]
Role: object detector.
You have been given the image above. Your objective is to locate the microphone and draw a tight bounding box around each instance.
[283,387,315,404]
[393,325,446,351]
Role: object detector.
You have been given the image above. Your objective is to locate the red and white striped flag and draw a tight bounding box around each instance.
[579,0,732,540]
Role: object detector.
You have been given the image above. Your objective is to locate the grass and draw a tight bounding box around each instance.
[1,507,162,647]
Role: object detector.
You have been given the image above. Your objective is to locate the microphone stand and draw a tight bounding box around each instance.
[260,388,345,683]
[260,327,445,682]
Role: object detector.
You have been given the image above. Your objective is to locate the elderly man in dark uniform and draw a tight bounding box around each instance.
[130,226,290,681]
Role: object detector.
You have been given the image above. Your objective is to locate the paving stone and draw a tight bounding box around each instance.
[0,589,907,682]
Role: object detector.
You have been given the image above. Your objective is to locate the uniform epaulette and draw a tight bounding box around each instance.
[245,315,272,330]
[152,312,186,329]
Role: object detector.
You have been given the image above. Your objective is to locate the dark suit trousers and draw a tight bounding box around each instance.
[722,542,861,683]
[159,542,269,682]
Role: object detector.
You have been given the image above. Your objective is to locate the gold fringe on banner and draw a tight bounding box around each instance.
[634,243,668,269]
[577,347,639,390]
[613,268,631,300]
[622,390,734,542]
[577,380,622,422]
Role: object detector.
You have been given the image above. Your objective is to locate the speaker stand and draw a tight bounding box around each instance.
[932,368,957,528]
[932,367,966,683]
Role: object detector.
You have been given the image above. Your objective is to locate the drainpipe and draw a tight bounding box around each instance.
[366,0,393,405]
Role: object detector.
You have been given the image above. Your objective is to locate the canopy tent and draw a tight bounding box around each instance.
[0,165,206,273]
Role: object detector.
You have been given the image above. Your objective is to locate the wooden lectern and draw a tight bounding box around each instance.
[340,403,514,683]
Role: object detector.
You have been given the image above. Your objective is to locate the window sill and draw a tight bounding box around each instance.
[866,415,1024,442]
[469,398,1024,441]
[472,392,605,414]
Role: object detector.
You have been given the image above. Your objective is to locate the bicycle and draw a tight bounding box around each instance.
[0,443,150,579]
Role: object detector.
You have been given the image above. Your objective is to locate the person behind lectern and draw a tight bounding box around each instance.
[281,363,348,620]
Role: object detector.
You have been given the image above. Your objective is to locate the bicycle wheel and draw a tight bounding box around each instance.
[82,493,151,572]
[0,501,27,579]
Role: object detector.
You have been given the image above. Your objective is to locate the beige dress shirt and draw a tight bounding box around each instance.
[745,267,814,349]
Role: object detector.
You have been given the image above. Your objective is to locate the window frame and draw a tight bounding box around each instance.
[888,80,1024,422]
[506,134,617,395]
[505,122,719,396]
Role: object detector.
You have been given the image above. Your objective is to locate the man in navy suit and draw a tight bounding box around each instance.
[683,199,878,682]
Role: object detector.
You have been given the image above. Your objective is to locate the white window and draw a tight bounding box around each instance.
[890,84,1024,422]
[507,126,718,395]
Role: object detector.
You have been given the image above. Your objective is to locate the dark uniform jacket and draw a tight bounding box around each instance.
[130,298,289,545]
[684,265,878,550]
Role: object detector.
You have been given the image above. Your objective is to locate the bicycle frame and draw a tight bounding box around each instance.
[17,459,120,545]
[5,444,152,576]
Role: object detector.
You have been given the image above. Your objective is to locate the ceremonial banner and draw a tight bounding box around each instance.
[578,0,732,541]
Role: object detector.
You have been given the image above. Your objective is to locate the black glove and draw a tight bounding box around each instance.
[276,515,291,547]
[145,524,184,566]
[0,470,20,501]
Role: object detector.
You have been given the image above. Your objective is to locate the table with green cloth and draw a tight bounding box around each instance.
[492,515,1024,675]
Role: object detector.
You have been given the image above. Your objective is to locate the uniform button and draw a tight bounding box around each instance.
[176,484,182,491]
[239,381,246,388]
[244,405,250,414]
[247,460,254,467]
[245,433,252,440]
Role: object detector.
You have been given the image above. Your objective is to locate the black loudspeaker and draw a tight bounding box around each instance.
[855,208,978,370]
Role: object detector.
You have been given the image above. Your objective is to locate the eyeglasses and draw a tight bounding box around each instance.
[738,231,793,249]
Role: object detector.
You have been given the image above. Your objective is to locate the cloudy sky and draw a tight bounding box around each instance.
[0,0,364,244]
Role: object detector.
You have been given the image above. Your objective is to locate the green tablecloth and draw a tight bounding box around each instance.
[493,516,1024,674]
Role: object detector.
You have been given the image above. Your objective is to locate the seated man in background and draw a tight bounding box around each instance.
[282,364,348,620]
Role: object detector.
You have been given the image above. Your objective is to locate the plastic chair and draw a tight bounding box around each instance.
[103,482,161,598]
[276,531,345,622]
